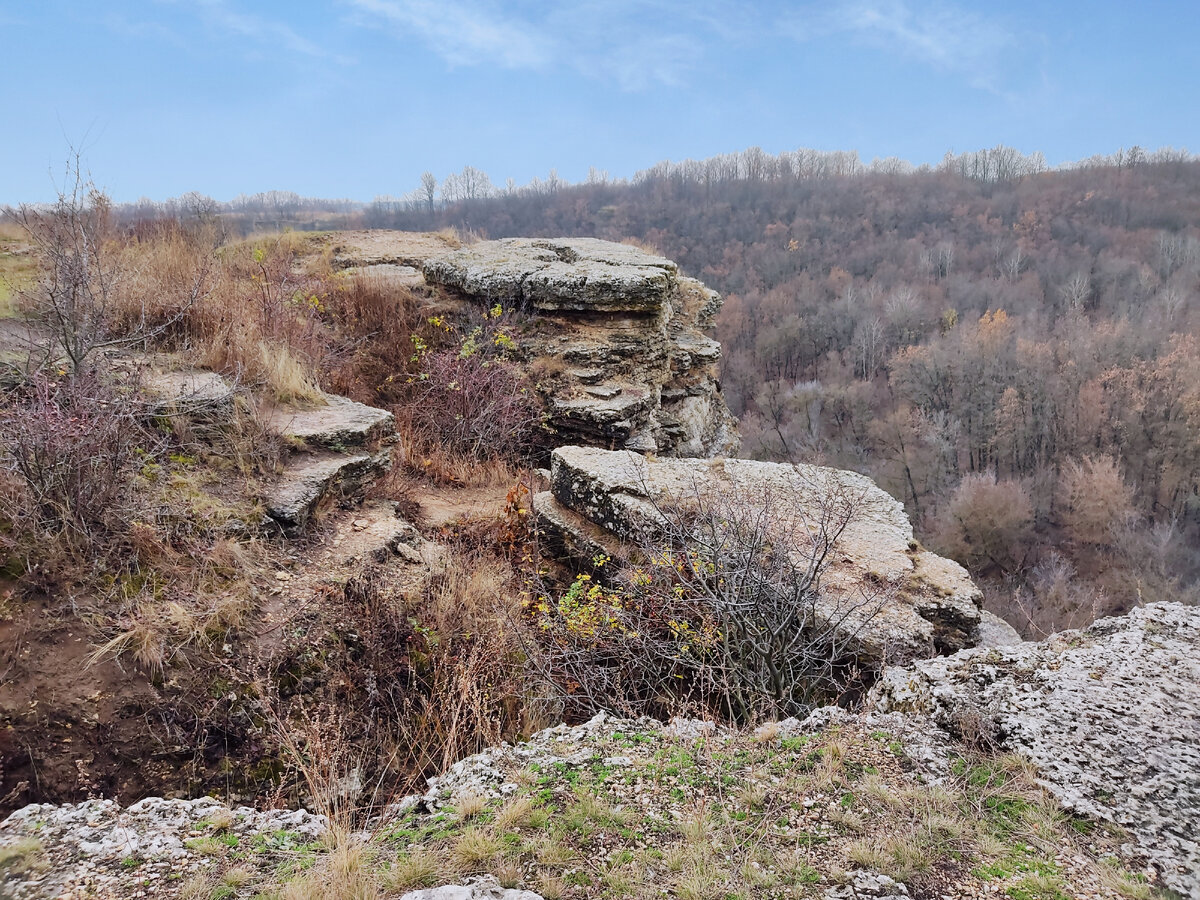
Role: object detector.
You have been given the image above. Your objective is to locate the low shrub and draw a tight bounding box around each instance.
[0,372,149,546]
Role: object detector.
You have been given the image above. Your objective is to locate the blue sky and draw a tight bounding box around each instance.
[2,0,1197,203]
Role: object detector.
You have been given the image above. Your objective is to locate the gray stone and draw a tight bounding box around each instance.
[267,394,396,450]
[870,602,1200,898]
[399,875,544,900]
[824,869,909,900]
[0,796,326,893]
[141,370,233,419]
[976,609,1023,647]
[536,446,983,664]
[424,238,736,458]
[266,449,391,529]
[424,238,677,313]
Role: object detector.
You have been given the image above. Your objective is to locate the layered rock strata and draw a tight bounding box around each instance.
[264,393,396,531]
[871,602,1200,899]
[423,238,737,458]
[534,445,985,664]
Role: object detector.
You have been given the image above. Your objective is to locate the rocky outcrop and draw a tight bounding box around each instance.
[870,602,1200,899]
[265,393,395,449]
[265,450,390,529]
[264,393,396,531]
[423,238,737,458]
[141,370,234,420]
[0,797,326,898]
[535,445,985,664]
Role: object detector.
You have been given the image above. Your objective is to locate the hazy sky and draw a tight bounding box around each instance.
[3,0,1196,203]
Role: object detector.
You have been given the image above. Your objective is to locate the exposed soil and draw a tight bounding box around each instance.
[0,589,212,815]
[0,470,522,819]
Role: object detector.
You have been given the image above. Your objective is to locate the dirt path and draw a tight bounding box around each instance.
[409,482,515,529]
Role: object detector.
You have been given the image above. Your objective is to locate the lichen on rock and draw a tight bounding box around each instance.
[870,601,1200,898]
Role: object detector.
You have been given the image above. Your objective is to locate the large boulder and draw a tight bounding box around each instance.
[423,238,737,458]
[534,446,985,664]
[870,602,1200,898]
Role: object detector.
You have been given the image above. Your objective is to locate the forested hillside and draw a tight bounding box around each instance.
[369,149,1200,634]
[103,148,1200,633]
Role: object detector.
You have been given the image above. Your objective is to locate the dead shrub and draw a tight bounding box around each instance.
[0,373,149,546]
[193,236,330,402]
[110,220,220,350]
[266,544,528,818]
[404,347,541,466]
[525,469,893,723]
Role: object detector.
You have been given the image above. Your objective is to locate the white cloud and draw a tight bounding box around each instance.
[789,0,1026,92]
[345,0,746,89]
[347,0,552,69]
[163,0,350,63]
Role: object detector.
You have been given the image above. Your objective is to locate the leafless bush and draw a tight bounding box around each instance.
[11,155,212,373]
[405,349,541,463]
[0,373,150,544]
[197,236,328,403]
[1055,455,1136,547]
[526,471,892,723]
[934,472,1033,576]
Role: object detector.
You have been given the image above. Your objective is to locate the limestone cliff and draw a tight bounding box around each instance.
[422,238,738,458]
[871,601,1200,899]
[535,445,986,665]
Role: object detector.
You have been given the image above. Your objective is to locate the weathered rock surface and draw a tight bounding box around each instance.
[975,609,1023,647]
[263,393,398,531]
[870,602,1200,898]
[266,393,395,450]
[400,875,544,900]
[266,449,391,529]
[424,237,678,313]
[423,238,736,458]
[141,369,234,419]
[329,229,463,270]
[0,797,325,898]
[535,445,985,664]
[823,870,910,900]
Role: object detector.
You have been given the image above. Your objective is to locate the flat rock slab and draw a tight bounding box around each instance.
[267,394,395,450]
[266,450,390,529]
[0,797,325,898]
[538,446,983,663]
[141,370,233,418]
[329,230,463,270]
[871,602,1200,898]
[424,238,678,313]
[340,263,424,288]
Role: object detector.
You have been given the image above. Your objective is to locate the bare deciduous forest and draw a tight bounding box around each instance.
[108,145,1200,633]
[377,149,1200,634]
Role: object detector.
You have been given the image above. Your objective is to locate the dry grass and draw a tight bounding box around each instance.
[280,837,380,900]
[494,797,534,831]
[383,849,445,892]
[451,828,501,871]
[453,791,488,821]
[190,721,1156,900]
[397,424,525,487]
[203,336,323,404]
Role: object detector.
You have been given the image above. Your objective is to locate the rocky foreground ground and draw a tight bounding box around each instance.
[2,603,1194,900]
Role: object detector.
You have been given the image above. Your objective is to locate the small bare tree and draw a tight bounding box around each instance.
[12,155,122,374]
[526,468,893,723]
[11,154,213,374]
